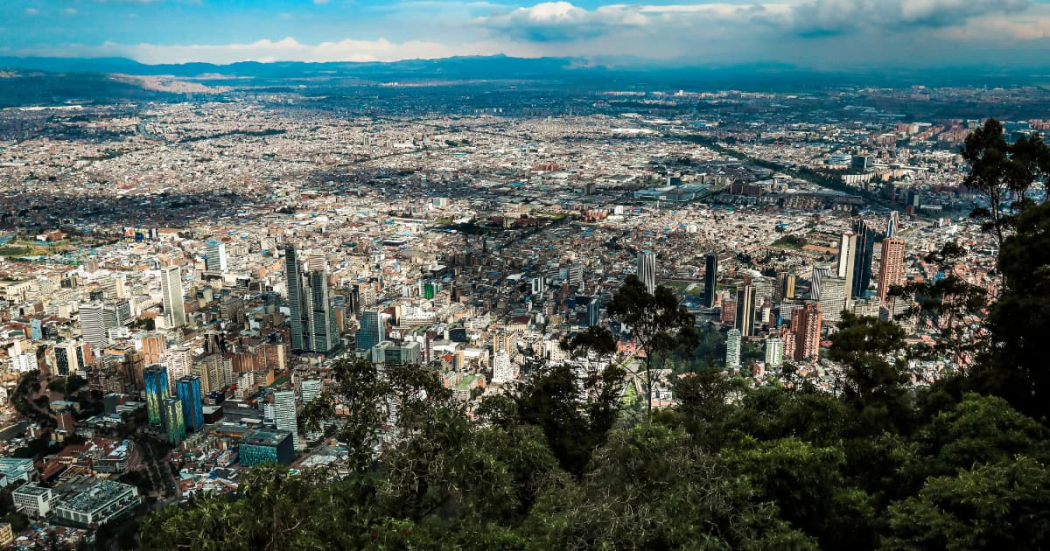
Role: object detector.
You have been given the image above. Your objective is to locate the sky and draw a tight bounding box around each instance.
[3,0,1050,68]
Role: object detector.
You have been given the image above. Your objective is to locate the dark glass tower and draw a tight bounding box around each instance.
[704,253,718,308]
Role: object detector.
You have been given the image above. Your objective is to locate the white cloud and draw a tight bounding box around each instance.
[25,8,39,15]
[62,8,79,15]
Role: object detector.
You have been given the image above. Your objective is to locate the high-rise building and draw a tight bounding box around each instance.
[286,246,339,355]
[810,265,833,301]
[273,390,299,450]
[54,341,90,377]
[775,271,796,302]
[205,240,227,272]
[791,303,823,361]
[285,246,308,352]
[239,429,295,467]
[161,397,185,445]
[736,280,757,337]
[355,310,385,351]
[78,303,107,352]
[886,211,899,239]
[878,237,907,301]
[704,253,719,308]
[143,365,169,426]
[306,269,340,355]
[300,378,323,404]
[637,251,656,295]
[851,219,877,299]
[587,296,600,327]
[176,376,203,432]
[160,266,186,328]
[765,338,784,368]
[491,350,514,383]
[818,276,848,324]
[162,344,193,390]
[837,231,857,305]
[725,329,742,368]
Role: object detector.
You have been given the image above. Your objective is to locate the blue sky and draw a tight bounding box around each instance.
[3,0,1050,67]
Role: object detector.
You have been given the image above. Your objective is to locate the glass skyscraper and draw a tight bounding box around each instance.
[162,397,185,444]
[143,365,169,426]
[285,246,307,352]
[176,375,204,432]
[355,310,385,351]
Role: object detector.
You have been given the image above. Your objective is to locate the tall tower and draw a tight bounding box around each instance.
[851,219,876,299]
[306,268,340,355]
[637,251,656,295]
[810,265,833,301]
[736,279,757,337]
[878,237,906,301]
[78,302,107,352]
[726,329,742,368]
[355,310,385,351]
[205,240,227,272]
[143,365,169,426]
[273,390,299,450]
[886,211,899,239]
[160,266,186,328]
[776,271,796,302]
[791,303,823,361]
[765,337,784,368]
[704,253,718,308]
[176,375,204,432]
[285,246,308,352]
[162,397,185,445]
[837,231,857,305]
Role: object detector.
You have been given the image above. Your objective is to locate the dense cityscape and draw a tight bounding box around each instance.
[1,24,1050,549]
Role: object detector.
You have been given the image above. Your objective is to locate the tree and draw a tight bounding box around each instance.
[984,199,1050,419]
[828,312,911,434]
[890,241,988,365]
[961,118,1050,246]
[884,457,1050,551]
[607,275,698,418]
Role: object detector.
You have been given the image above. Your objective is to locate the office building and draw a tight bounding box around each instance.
[306,269,340,355]
[765,338,784,368]
[491,350,514,383]
[143,365,169,426]
[587,296,600,327]
[160,266,186,328]
[837,231,857,305]
[273,390,299,450]
[371,341,421,365]
[176,375,204,432]
[851,219,877,299]
[775,271,796,302]
[736,279,757,337]
[637,251,656,295]
[878,237,907,301]
[162,397,185,444]
[818,276,848,324]
[791,303,823,361]
[13,485,53,517]
[239,429,295,467]
[356,310,385,351]
[205,240,227,272]
[78,302,108,352]
[285,246,308,352]
[54,478,140,527]
[725,329,742,368]
[810,265,833,301]
[886,211,899,239]
[54,341,90,377]
[300,378,323,404]
[704,253,719,308]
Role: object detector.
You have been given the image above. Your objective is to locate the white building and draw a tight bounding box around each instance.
[726,329,742,368]
[765,337,784,368]
[273,390,300,450]
[13,485,53,517]
[491,351,514,383]
[160,266,187,328]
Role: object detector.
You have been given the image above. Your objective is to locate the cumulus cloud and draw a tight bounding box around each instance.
[479,2,648,42]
